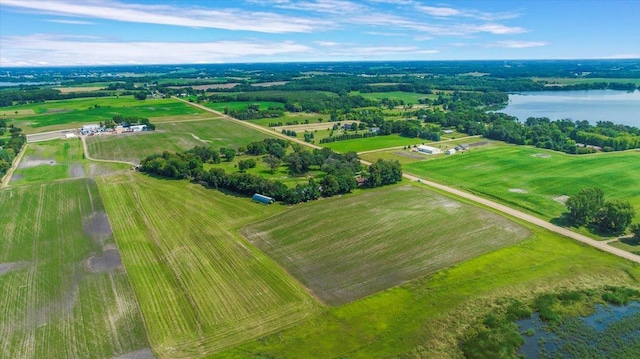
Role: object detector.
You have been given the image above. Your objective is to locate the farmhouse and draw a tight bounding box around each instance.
[417,145,442,155]
[446,148,456,155]
[252,193,274,204]
[130,125,147,132]
[443,129,454,134]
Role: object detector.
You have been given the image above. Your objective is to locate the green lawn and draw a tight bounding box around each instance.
[97,173,320,359]
[404,145,640,223]
[242,184,530,306]
[10,139,85,185]
[0,179,149,359]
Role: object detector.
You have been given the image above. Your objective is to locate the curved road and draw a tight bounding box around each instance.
[179,97,640,264]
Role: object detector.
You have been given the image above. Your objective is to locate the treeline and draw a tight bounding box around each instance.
[566,187,636,235]
[139,139,403,204]
[102,115,156,130]
[223,104,284,120]
[484,117,640,153]
[0,122,27,177]
[0,88,113,107]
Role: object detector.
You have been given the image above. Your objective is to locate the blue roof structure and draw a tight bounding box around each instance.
[252,193,274,204]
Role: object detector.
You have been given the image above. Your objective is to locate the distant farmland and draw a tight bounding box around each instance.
[242,184,530,306]
[0,179,149,359]
[97,173,319,358]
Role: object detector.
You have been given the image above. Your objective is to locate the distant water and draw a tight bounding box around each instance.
[500,90,640,128]
[0,81,54,87]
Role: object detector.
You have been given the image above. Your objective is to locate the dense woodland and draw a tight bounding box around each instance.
[139,139,402,204]
[0,120,26,177]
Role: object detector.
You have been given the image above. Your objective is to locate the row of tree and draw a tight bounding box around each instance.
[0,124,27,177]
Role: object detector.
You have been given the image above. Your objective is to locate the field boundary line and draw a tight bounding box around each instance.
[1,143,28,188]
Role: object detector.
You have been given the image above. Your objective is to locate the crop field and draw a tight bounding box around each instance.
[2,96,207,132]
[228,221,640,358]
[404,145,640,223]
[242,184,530,306]
[0,179,149,359]
[86,118,272,163]
[97,173,319,358]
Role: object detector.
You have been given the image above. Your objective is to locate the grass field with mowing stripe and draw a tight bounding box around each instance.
[97,173,320,359]
[242,184,530,306]
[405,145,640,224]
[0,179,149,359]
[351,90,435,103]
[323,134,429,153]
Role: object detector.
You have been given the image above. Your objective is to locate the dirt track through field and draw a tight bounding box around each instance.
[1,143,27,188]
[177,97,640,264]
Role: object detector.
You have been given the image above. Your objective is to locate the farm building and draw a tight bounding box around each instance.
[130,125,147,132]
[81,124,100,135]
[417,145,442,155]
[443,129,454,134]
[455,144,470,151]
[252,193,275,204]
[446,149,456,155]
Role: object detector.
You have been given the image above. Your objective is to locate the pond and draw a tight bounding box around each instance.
[499,90,640,128]
[517,301,640,358]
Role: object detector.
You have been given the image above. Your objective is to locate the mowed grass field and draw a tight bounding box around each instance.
[242,184,530,306]
[97,173,320,358]
[324,134,429,153]
[86,118,273,163]
[404,145,640,223]
[352,90,435,103]
[0,179,149,359]
[2,96,208,133]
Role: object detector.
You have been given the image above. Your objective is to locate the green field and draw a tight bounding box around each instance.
[324,134,429,153]
[242,184,530,306]
[404,145,640,223]
[10,139,129,185]
[0,179,149,358]
[86,118,273,163]
[1,96,208,133]
[226,220,640,358]
[352,91,435,103]
[202,101,285,112]
[97,173,320,358]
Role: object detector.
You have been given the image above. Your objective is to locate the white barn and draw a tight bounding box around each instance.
[446,149,456,155]
[417,145,442,155]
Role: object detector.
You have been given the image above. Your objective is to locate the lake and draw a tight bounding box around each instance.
[500,90,640,128]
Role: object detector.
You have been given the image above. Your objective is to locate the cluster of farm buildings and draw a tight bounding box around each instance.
[80,123,147,136]
[415,143,470,156]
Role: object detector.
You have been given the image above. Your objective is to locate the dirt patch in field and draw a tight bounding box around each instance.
[69,164,86,178]
[18,156,56,168]
[9,174,23,182]
[509,188,528,193]
[45,108,70,114]
[251,81,289,87]
[88,248,122,272]
[111,348,156,359]
[0,261,30,276]
[554,195,570,204]
[469,141,489,147]
[532,153,551,158]
[55,86,103,93]
[0,109,34,116]
[84,210,113,243]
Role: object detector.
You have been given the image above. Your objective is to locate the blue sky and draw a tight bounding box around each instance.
[0,0,638,67]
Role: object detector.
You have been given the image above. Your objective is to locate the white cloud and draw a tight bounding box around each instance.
[415,6,461,17]
[314,41,339,46]
[1,0,324,33]
[0,34,312,66]
[487,40,549,48]
[46,19,94,25]
[264,0,369,14]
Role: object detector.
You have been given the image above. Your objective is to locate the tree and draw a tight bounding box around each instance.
[565,187,605,225]
[263,155,281,174]
[238,159,256,172]
[597,200,636,234]
[134,92,147,100]
[220,148,235,162]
